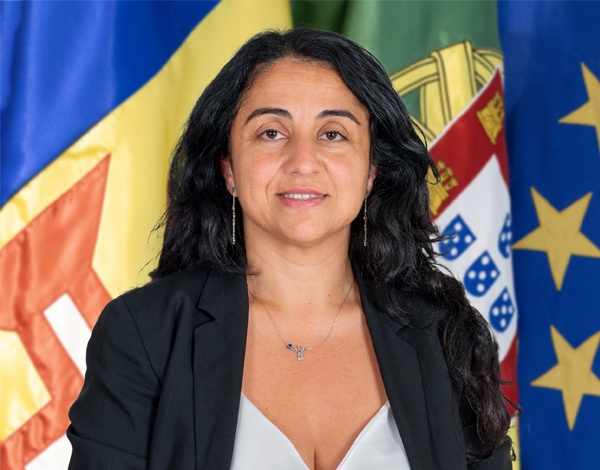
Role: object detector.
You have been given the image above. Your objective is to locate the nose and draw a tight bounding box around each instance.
[283,134,320,175]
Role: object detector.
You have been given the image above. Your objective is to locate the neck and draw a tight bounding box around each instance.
[245,234,355,322]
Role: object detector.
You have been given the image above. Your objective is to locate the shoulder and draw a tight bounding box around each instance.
[118,266,211,316]
[405,291,448,328]
[91,266,213,379]
[98,265,216,336]
[69,268,214,465]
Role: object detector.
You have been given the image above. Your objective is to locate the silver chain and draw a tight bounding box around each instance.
[248,276,353,358]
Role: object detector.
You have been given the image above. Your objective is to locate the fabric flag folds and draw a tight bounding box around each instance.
[0,1,291,468]
[500,2,600,468]
[293,0,519,425]
[6,1,597,468]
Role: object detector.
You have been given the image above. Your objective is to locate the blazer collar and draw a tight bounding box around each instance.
[355,272,436,469]
[193,265,249,469]
[355,269,467,470]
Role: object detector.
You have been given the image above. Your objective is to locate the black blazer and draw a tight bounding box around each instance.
[67,265,511,469]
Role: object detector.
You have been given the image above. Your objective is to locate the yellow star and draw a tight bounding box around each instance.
[559,63,600,153]
[512,188,600,290]
[531,326,600,430]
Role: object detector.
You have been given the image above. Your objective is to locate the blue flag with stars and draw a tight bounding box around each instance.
[499,1,600,468]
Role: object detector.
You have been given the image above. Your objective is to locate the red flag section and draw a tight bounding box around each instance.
[429,72,509,214]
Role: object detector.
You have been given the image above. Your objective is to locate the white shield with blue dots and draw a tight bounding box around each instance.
[435,156,517,361]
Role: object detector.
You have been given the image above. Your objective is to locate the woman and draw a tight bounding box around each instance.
[68,29,513,469]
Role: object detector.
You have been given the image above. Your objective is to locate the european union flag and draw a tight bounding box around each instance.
[500,2,600,468]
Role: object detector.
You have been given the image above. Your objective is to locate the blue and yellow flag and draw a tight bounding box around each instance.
[500,2,600,468]
[0,2,291,467]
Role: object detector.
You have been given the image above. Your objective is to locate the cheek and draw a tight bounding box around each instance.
[235,157,279,197]
[333,163,369,208]
[341,156,371,185]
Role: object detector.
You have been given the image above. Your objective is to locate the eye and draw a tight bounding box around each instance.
[321,130,345,141]
[261,129,284,140]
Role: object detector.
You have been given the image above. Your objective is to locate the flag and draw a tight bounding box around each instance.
[499,2,600,468]
[0,1,292,468]
[293,0,519,423]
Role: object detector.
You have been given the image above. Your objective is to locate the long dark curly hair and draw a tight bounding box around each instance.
[151,28,511,458]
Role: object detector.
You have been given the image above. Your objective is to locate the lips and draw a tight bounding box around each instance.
[277,188,327,207]
[280,193,325,200]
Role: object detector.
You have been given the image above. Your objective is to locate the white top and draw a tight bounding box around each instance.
[230,394,411,469]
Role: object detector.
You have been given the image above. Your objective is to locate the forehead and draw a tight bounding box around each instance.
[239,58,366,112]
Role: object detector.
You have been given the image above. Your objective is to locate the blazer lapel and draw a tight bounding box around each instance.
[357,274,467,470]
[192,266,248,470]
[359,287,436,469]
[189,265,467,469]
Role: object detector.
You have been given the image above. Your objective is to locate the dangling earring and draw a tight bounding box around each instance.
[363,189,368,247]
[231,187,236,245]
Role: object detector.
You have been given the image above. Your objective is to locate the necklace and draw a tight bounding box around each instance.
[248,277,353,361]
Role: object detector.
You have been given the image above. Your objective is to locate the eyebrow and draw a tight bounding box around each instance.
[318,109,361,125]
[245,108,291,125]
[244,107,362,126]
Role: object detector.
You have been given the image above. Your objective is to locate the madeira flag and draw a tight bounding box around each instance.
[0,2,291,468]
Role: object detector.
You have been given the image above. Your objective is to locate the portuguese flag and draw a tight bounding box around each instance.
[294,0,519,461]
[294,0,518,405]
[295,2,600,469]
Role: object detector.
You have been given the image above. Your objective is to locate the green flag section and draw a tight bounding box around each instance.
[293,0,501,138]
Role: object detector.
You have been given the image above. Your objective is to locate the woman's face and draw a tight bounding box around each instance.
[222,58,375,248]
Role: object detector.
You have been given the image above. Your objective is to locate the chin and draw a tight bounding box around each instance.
[282,233,325,246]
[279,226,348,248]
